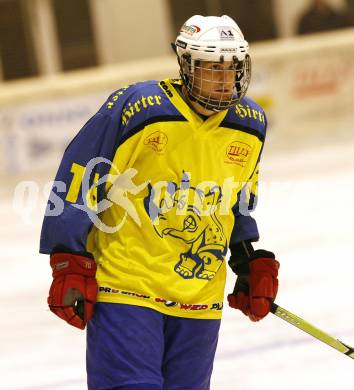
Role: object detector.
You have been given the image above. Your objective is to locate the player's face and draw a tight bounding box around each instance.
[192,61,236,101]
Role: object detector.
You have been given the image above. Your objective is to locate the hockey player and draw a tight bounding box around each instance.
[40,15,279,390]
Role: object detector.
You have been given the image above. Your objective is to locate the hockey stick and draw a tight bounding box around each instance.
[271,303,354,360]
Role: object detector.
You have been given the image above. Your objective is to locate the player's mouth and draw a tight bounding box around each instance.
[214,88,232,94]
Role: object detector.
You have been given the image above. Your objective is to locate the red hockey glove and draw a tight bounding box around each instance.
[48,250,97,329]
[228,250,279,322]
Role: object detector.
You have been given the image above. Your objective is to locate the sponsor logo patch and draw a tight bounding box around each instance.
[225,141,252,166]
[144,131,168,153]
[218,28,235,40]
[181,23,201,35]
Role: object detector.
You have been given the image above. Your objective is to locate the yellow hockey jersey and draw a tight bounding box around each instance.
[40,78,267,319]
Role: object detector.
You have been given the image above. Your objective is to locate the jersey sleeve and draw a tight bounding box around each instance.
[229,161,260,246]
[39,104,121,255]
[229,106,267,247]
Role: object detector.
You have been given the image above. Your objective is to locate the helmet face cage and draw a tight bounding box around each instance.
[179,54,251,112]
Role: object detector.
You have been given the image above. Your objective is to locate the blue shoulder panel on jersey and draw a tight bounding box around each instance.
[221,96,267,142]
[102,80,186,145]
[40,82,133,254]
[40,81,187,255]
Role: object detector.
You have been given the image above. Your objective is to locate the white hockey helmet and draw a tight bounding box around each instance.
[173,15,251,111]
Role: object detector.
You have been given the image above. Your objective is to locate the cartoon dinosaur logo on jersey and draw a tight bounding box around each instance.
[144,172,227,281]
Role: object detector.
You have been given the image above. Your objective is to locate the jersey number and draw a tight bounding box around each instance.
[65,162,99,210]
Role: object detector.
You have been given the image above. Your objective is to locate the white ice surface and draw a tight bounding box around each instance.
[1,140,354,390]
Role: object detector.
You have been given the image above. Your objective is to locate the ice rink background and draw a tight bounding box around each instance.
[1,133,354,390]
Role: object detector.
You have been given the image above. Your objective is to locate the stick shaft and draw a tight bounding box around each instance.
[271,303,354,359]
